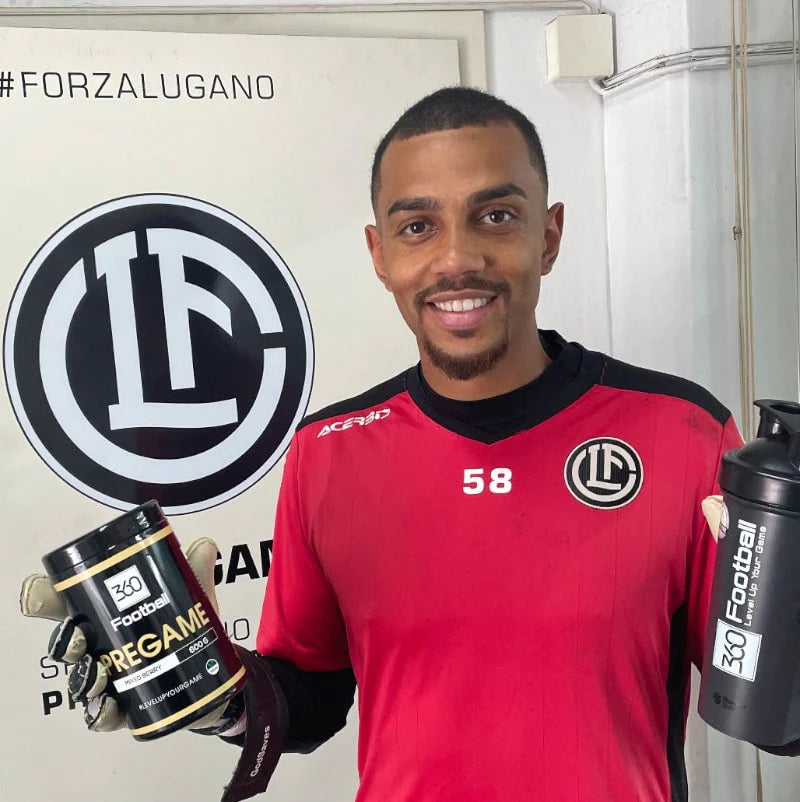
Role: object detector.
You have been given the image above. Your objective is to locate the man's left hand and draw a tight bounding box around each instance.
[702,495,724,541]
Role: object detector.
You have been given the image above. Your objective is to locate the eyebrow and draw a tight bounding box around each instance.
[468,183,528,205]
[385,182,528,218]
[386,197,440,217]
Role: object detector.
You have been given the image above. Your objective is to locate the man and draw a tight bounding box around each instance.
[22,87,799,801]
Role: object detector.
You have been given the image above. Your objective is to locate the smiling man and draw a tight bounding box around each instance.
[28,87,800,802]
[366,117,560,397]
[254,88,747,802]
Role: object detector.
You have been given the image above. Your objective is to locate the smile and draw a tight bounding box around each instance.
[425,295,497,331]
[431,297,490,313]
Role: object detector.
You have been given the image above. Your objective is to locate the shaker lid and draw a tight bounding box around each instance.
[721,401,800,512]
[42,500,168,579]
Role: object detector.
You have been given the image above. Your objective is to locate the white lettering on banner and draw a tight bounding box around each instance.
[317,409,391,438]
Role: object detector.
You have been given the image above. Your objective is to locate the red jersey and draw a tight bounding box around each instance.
[257,330,742,802]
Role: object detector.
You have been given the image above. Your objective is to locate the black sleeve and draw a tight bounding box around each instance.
[220,653,356,754]
[266,656,356,753]
[754,740,800,757]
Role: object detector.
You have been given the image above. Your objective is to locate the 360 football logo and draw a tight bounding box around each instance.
[4,194,314,514]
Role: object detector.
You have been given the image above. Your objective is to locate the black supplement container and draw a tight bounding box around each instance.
[42,501,246,740]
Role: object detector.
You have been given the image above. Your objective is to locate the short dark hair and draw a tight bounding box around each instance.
[370,86,549,209]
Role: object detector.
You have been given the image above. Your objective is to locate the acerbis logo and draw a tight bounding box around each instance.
[317,408,390,438]
[565,437,643,509]
[4,194,314,514]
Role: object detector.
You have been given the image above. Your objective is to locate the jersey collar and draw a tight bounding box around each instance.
[404,330,602,444]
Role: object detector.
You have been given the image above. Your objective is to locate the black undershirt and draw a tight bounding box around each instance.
[406,329,602,443]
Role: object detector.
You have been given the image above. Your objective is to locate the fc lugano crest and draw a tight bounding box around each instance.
[565,437,643,510]
[4,194,314,514]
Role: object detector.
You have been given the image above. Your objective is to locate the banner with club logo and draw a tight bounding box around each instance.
[0,24,461,802]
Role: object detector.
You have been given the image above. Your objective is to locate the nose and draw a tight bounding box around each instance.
[433,222,486,279]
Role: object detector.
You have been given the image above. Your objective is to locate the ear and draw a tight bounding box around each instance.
[541,202,565,277]
[365,224,392,291]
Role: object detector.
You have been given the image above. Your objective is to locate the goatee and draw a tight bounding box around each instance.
[415,276,512,381]
[421,332,510,381]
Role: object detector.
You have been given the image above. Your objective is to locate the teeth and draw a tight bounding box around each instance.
[433,297,489,312]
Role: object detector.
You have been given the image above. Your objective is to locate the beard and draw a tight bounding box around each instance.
[414,276,511,381]
[420,325,510,381]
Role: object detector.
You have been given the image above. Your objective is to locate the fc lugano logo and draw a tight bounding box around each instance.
[3,194,314,514]
[565,437,643,509]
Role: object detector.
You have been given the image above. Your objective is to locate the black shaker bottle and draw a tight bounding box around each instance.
[42,500,246,739]
[698,400,800,746]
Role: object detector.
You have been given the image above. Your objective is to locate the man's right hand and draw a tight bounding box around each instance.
[19,537,232,734]
[21,536,289,801]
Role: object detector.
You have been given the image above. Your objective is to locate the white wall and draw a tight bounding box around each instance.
[601,0,744,411]
[689,0,799,413]
[600,0,798,424]
[486,9,611,352]
[601,3,799,802]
